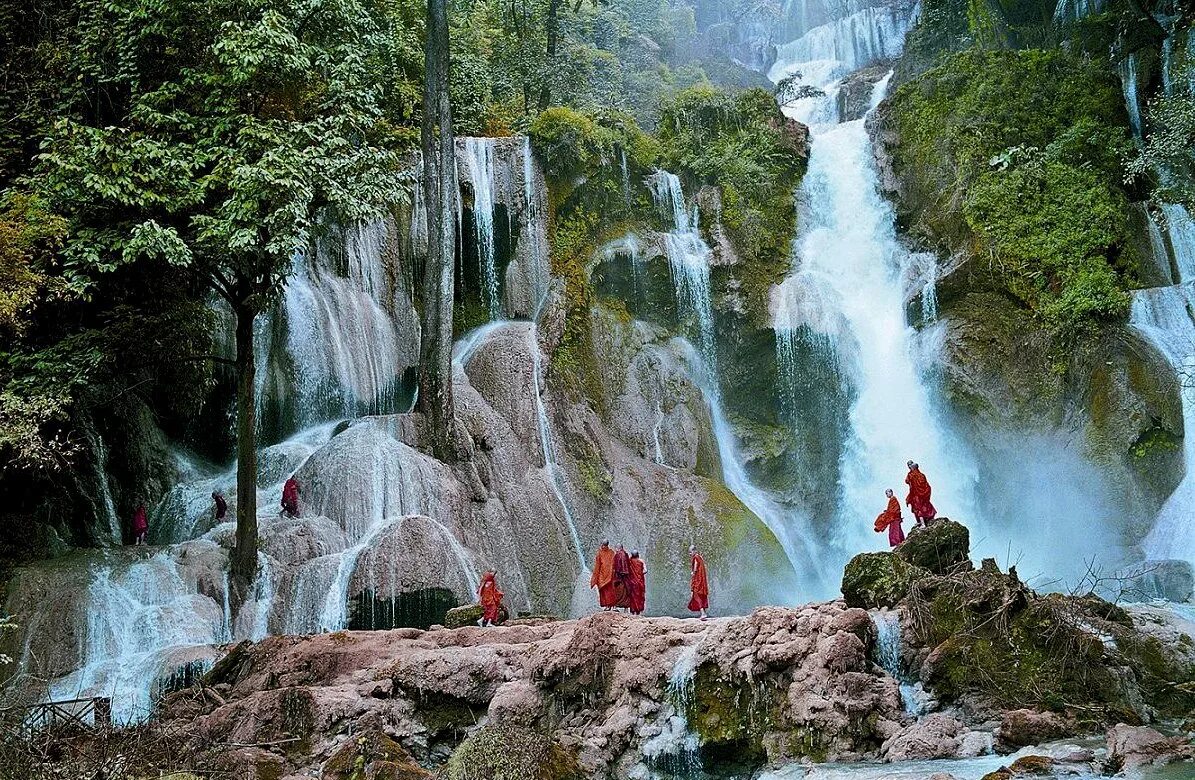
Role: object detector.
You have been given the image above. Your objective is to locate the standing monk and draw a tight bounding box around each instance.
[905,461,936,527]
[874,488,905,547]
[613,544,632,610]
[132,503,148,545]
[477,570,503,627]
[688,544,709,620]
[281,477,301,518]
[628,551,646,615]
[590,540,617,610]
[212,491,228,523]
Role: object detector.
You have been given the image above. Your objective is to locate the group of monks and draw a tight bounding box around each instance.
[874,460,937,547]
[589,541,649,615]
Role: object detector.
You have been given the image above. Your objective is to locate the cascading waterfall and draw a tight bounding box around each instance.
[641,644,703,777]
[1119,52,1144,138]
[769,6,979,569]
[1156,203,1195,283]
[769,3,916,86]
[464,137,500,318]
[649,171,719,372]
[869,610,928,716]
[1131,284,1195,569]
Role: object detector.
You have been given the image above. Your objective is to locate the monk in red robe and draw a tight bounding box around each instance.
[212,491,228,522]
[281,477,301,518]
[905,461,936,527]
[688,545,709,619]
[628,551,646,615]
[590,540,617,609]
[613,544,632,610]
[132,504,148,545]
[874,488,905,547]
[477,570,503,627]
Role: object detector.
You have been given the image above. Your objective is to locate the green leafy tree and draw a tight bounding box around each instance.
[36,0,415,601]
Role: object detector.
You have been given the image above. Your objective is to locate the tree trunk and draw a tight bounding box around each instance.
[418,0,458,462]
[538,0,563,109]
[229,297,259,606]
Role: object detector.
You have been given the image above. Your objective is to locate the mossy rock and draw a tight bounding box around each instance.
[1007,755,1055,775]
[444,725,581,780]
[841,552,926,609]
[322,729,432,780]
[895,519,971,575]
[443,603,509,628]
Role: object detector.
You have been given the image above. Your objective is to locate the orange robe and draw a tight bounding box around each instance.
[905,468,936,522]
[628,557,646,614]
[478,572,503,623]
[688,552,709,612]
[874,496,905,547]
[590,546,617,607]
[613,548,632,608]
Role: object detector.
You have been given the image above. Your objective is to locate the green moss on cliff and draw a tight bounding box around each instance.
[887,48,1136,337]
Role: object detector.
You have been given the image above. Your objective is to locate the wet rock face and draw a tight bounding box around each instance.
[841,551,923,609]
[894,520,971,575]
[157,607,906,778]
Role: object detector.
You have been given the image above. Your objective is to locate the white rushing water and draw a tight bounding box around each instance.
[869,610,929,716]
[649,171,719,372]
[770,50,979,566]
[1132,283,1195,569]
[464,137,500,318]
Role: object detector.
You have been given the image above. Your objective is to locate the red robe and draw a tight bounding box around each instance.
[282,477,301,516]
[132,506,148,537]
[214,494,228,521]
[478,572,503,623]
[628,557,646,615]
[874,496,905,547]
[688,552,709,612]
[905,468,936,522]
[590,546,617,607]
[613,548,632,608]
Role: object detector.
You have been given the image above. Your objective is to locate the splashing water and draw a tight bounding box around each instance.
[641,644,704,778]
[869,610,929,716]
[464,137,500,318]
[1132,284,1195,569]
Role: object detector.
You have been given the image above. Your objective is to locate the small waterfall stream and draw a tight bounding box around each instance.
[464,137,500,318]
[642,644,704,777]
[869,610,928,716]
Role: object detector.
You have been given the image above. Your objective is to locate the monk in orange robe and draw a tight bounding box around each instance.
[688,545,709,619]
[590,540,617,609]
[628,551,646,615]
[477,570,503,627]
[613,544,632,609]
[905,461,936,527]
[874,488,905,547]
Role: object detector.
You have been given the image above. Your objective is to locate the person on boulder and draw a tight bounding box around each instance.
[613,544,632,610]
[477,570,503,627]
[132,503,148,545]
[590,540,617,610]
[688,544,709,620]
[628,551,646,615]
[212,491,228,523]
[281,476,301,518]
[874,488,905,547]
[905,461,936,527]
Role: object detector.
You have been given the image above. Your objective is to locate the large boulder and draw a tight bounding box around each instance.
[841,552,925,609]
[996,709,1072,751]
[322,730,433,780]
[895,519,971,575]
[443,725,581,780]
[1106,723,1195,771]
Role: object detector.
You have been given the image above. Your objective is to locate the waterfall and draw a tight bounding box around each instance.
[1158,204,1195,283]
[521,136,551,308]
[1052,0,1104,22]
[869,610,928,716]
[1131,284,1195,569]
[642,644,704,777]
[769,4,916,86]
[1120,53,1143,138]
[464,137,500,318]
[652,402,666,465]
[649,172,719,374]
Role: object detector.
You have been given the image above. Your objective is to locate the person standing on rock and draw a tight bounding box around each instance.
[212,491,228,523]
[477,570,503,627]
[613,544,632,611]
[590,540,617,610]
[688,545,709,620]
[874,488,905,547]
[281,476,301,518]
[132,502,148,545]
[628,551,646,615]
[905,461,936,527]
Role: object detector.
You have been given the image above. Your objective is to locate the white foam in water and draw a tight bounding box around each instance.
[1132,283,1195,569]
[869,610,930,716]
[464,137,500,318]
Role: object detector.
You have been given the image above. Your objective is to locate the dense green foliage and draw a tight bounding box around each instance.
[889,48,1136,335]
[658,85,807,315]
[1129,91,1195,213]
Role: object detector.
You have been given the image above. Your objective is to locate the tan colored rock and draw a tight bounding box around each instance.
[1107,723,1195,770]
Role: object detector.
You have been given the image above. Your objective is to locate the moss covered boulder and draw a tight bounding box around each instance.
[895,519,971,575]
[443,603,509,629]
[444,725,581,780]
[322,730,432,780]
[841,552,926,609]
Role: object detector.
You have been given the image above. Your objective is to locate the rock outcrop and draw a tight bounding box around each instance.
[156,606,907,778]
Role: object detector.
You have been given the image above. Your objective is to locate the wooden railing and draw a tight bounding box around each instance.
[17,697,111,732]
